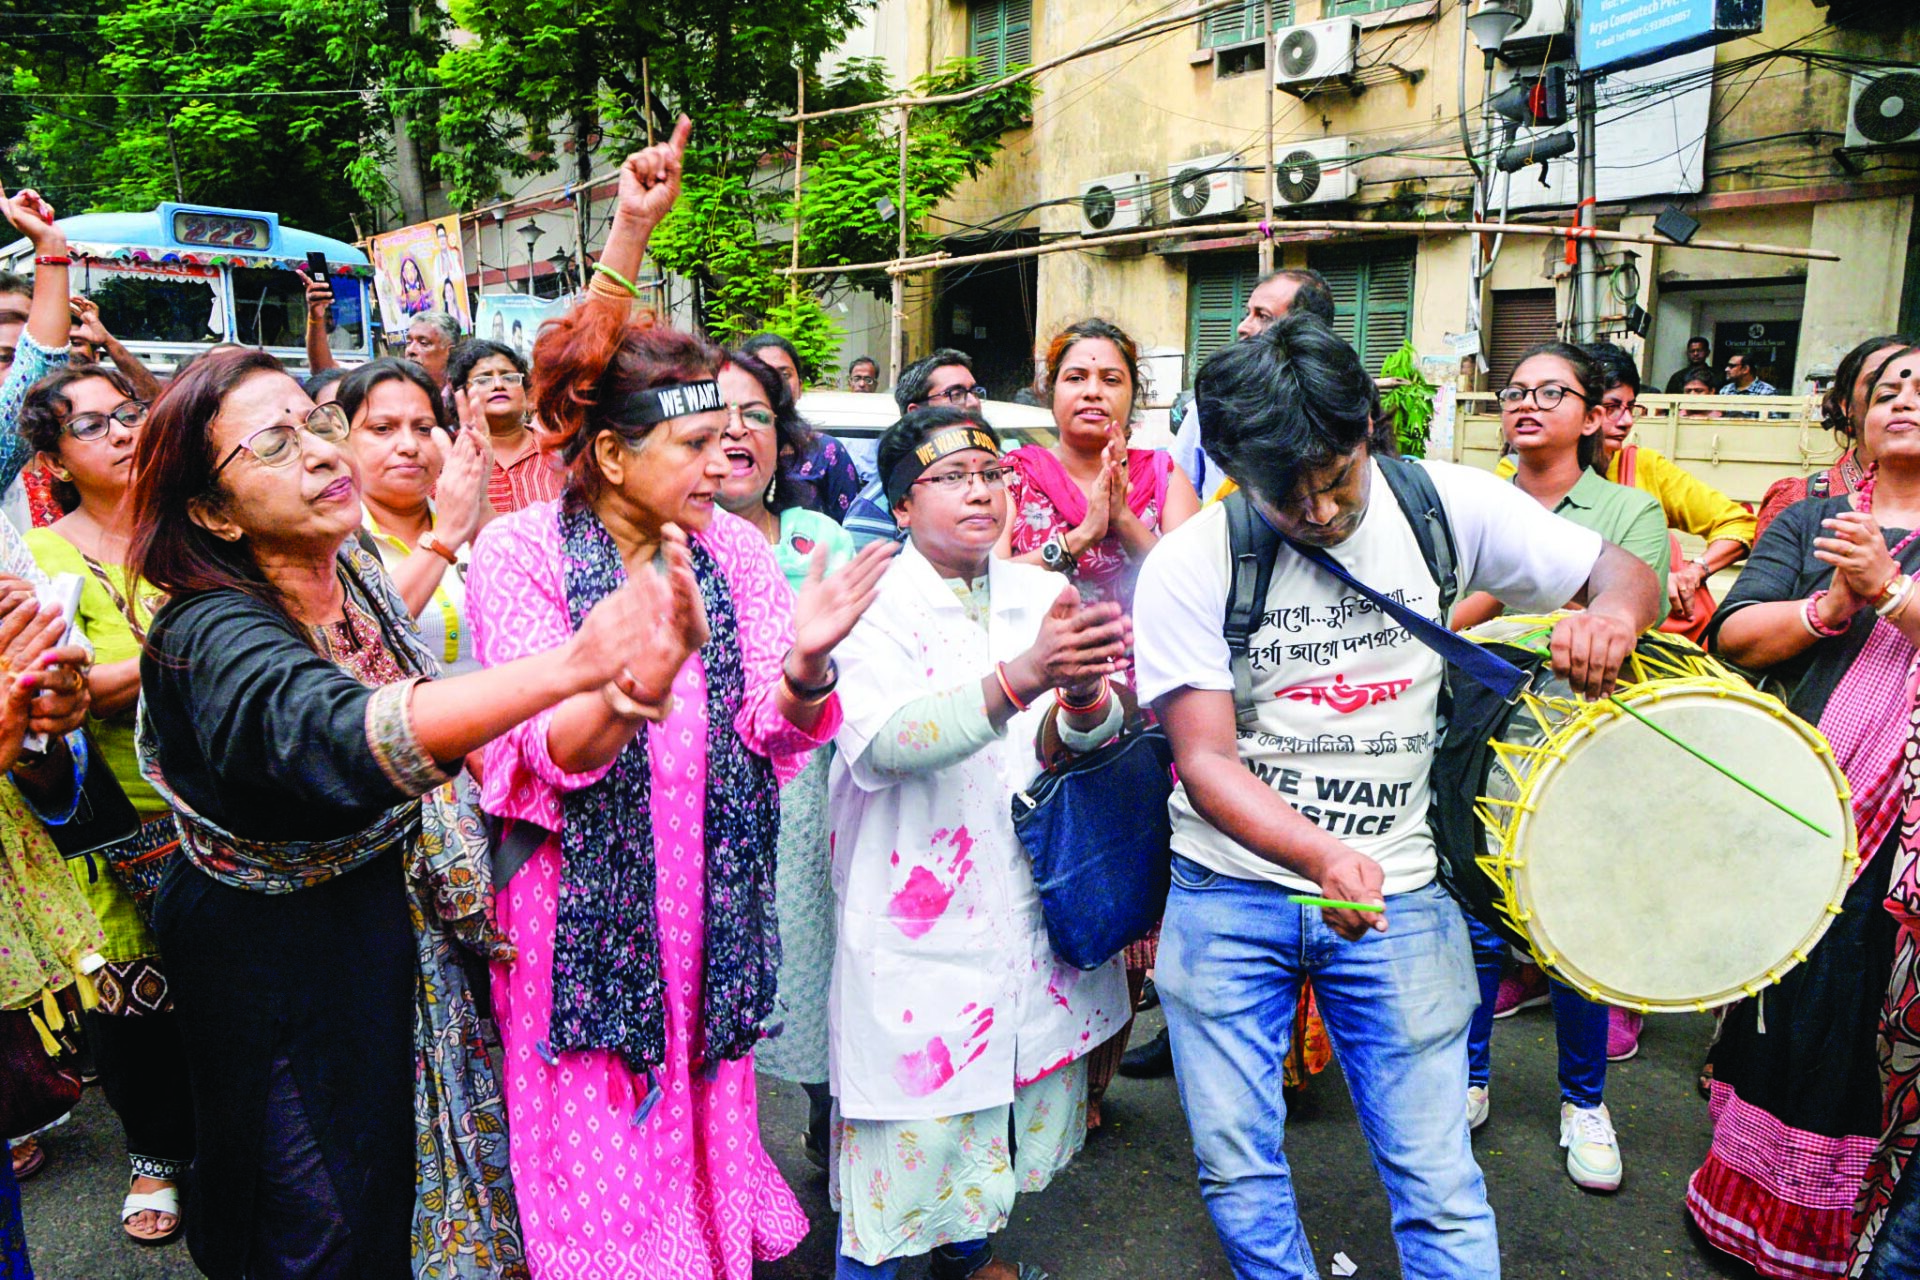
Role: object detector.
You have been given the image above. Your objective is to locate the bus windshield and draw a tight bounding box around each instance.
[87,271,223,345]
[232,266,364,350]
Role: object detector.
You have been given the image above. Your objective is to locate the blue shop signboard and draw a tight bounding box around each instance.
[1577,0,1764,76]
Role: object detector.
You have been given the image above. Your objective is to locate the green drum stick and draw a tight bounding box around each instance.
[1288,895,1387,913]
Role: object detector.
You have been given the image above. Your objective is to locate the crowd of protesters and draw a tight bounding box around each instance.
[3,114,1920,1280]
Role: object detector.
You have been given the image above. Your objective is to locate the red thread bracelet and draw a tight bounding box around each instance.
[994,662,1029,712]
[33,255,70,267]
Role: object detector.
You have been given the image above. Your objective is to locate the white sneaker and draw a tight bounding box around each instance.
[1559,1102,1623,1192]
[1467,1085,1490,1131]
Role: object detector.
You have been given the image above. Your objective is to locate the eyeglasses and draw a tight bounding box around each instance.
[725,403,778,432]
[1600,399,1648,420]
[466,371,526,389]
[1496,384,1588,410]
[64,399,147,441]
[927,384,989,406]
[213,403,351,475]
[913,466,1008,492]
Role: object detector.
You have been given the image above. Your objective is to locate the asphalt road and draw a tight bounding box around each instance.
[19,1006,1758,1280]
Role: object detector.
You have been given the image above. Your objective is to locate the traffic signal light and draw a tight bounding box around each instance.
[1490,66,1569,128]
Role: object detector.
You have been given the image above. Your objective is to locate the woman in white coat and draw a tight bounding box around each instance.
[826,405,1134,1280]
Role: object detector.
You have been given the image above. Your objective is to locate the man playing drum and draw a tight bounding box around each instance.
[1132,314,1659,1279]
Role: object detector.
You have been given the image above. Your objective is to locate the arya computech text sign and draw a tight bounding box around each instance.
[1577,0,1763,76]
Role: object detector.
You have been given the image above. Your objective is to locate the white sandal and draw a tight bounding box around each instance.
[121,1180,182,1246]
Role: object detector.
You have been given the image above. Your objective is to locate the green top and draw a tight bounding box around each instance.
[771,507,854,596]
[1521,467,1671,600]
[25,528,162,963]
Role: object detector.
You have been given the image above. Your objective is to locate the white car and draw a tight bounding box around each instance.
[794,390,1058,481]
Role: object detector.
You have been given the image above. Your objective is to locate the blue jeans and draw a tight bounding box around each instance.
[1158,858,1499,1280]
[1464,915,1608,1107]
[1863,1159,1920,1280]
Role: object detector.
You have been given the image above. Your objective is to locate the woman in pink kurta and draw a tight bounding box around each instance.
[471,503,821,1279]
[462,123,897,1280]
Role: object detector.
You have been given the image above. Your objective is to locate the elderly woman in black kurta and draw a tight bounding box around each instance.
[125,349,706,1280]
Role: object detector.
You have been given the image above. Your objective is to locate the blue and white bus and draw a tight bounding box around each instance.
[1,201,375,373]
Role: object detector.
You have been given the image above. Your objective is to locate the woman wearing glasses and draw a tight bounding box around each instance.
[713,347,854,1167]
[337,358,489,675]
[18,365,197,1246]
[448,339,564,513]
[126,348,688,1278]
[1451,342,1668,1195]
[997,318,1200,1117]
[827,405,1129,1280]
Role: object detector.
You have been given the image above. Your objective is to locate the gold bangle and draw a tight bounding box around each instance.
[589,262,642,297]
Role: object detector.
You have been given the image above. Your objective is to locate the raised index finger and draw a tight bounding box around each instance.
[666,115,693,160]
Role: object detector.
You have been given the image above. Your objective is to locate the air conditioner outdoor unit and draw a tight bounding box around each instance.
[1273,17,1359,92]
[1079,172,1153,234]
[1269,137,1357,207]
[1847,69,1920,148]
[1497,0,1573,61]
[1166,153,1246,221]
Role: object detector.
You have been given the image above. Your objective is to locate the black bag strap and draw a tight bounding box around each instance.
[1223,489,1281,723]
[1375,454,1460,617]
[1224,456,1464,721]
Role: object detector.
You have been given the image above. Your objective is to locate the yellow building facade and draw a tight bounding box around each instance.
[890,0,1920,411]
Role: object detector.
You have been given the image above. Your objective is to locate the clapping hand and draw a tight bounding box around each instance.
[1009,583,1131,702]
[789,539,895,684]
[1815,511,1896,616]
[434,427,490,550]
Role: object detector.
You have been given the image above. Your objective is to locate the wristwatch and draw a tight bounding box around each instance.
[420,531,459,565]
[1039,533,1078,575]
[1690,556,1712,577]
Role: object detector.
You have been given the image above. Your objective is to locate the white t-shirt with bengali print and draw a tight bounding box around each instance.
[1133,458,1604,895]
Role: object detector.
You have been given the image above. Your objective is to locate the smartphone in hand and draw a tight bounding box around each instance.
[306,251,332,293]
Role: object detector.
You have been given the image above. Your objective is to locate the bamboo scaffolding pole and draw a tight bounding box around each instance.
[773,217,1840,278]
[789,66,805,303]
[780,0,1255,125]
[889,104,910,378]
[1258,19,1276,277]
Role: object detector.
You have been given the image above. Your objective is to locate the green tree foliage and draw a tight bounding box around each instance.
[0,0,441,239]
[439,0,1032,378]
[1380,341,1436,458]
[645,58,1032,375]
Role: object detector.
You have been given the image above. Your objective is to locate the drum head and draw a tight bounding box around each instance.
[1507,684,1854,1011]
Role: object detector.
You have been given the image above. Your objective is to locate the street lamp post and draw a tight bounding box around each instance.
[548,248,575,296]
[517,221,544,297]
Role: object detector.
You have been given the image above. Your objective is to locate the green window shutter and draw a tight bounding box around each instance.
[1309,241,1417,374]
[1204,0,1293,50]
[970,0,1032,81]
[1360,250,1414,371]
[1328,0,1399,15]
[1003,0,1032,69]
[1186,253,1260,387]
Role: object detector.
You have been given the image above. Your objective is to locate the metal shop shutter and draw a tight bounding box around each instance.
[1487,288,1558,389]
